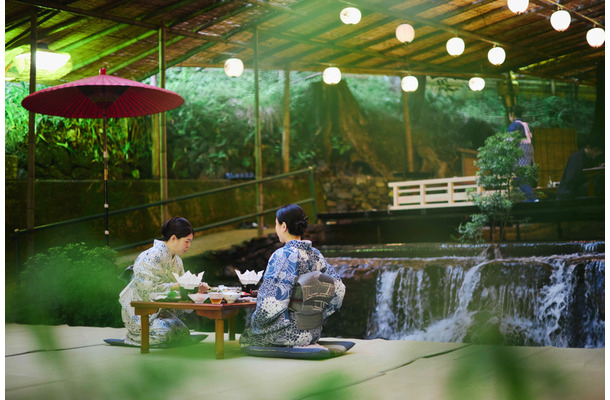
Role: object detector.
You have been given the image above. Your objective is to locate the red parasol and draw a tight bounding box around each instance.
[21,68,184,245]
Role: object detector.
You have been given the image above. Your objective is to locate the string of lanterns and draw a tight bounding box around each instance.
[222,3,604,92]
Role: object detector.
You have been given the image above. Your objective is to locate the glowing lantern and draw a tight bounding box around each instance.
[586,27,605,47]
[507,0,529,14]
[395,24,415,44]
[487,47,506,65]
[322,67,341,84]
[469,77,485,91]
[224,58,244,77]
[446,37,465,56]
[401,76,418,92]
[340,7,361,25]
[550,10,571,32]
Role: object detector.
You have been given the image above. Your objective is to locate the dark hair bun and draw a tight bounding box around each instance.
[161,217,193,241]
[276,204,309,237]
[294,218,308,236]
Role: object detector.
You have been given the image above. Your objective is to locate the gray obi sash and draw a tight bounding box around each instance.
[289,271,336,330]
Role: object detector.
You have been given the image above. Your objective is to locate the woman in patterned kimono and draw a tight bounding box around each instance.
[119,217,194,346]
[240,204,345,347]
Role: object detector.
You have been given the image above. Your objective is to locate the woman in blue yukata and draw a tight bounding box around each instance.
[119,217,194,346]
[240,204,345,347]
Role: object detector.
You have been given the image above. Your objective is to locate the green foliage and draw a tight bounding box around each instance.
[5,82,153,179]
[457,213,488,244]
[10,243,124,327]
[5,71,596,180]
[459,131,538,245]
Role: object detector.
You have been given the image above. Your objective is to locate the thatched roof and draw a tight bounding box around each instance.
[5,0,605,86]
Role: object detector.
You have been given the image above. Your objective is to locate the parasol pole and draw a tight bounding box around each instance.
[103,115,109,246]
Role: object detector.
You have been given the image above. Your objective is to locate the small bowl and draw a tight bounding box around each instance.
[188,293,209,303]
[208,292,224,304]
[222,291,240,304]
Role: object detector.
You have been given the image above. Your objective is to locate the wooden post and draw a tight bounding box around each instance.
[159,26,168,222]
[26,9,37,259]
[254,27,263,237]
[402,89,414,173]
[282,67,290,174]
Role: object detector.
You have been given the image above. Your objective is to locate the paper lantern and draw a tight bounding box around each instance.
[401,76,418,92]
[224,58,244,77]
[446,37,465,56]
[395,24,415,43]
[507,0,529,14]
[322,67,341,85]
[340,7,361,25]
[487,47,506,65]
[550,10,571,32]
[469,77,485,91]
[8,44,72,82]
[586,27,605,47]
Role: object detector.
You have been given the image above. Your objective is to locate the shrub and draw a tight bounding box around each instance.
[10,243,125,327]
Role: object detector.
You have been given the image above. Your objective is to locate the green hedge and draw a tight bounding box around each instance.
[7,243,125,327]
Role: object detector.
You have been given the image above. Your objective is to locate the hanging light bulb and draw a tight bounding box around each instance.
[586,27,605,47]
[550,10,571,32]
[9,43,72,82]
[224,58,244,77]
[507,0,529,14]
[322,67,341,84]
[487,46,506,65]
[395,24,415,44]
[469,77,485,91]
[401,76,418,92]
[340,7,361,25]
[446,37,465,56]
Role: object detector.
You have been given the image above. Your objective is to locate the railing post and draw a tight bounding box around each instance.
[308,166,317,223]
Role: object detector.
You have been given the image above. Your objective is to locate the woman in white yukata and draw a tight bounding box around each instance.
[119,217,194,346]
[240,204,345,347]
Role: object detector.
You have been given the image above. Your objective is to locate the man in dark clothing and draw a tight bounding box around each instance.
[557,136,604,199]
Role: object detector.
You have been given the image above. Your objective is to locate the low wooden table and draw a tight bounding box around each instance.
[131,300,256,359]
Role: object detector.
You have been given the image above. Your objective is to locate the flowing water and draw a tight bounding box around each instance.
[325,242,604,348]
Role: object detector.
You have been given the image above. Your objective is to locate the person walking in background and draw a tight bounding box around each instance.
[508,105,537,201]
[119,217,194,346]
[240,204,345,347]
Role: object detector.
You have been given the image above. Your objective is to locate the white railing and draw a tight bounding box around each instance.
[388,176,482,210]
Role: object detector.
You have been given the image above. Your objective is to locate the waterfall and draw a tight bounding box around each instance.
[363,255,604,348]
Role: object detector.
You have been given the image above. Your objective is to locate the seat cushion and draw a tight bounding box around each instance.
[241,340,355,360]
[104,333,207,348]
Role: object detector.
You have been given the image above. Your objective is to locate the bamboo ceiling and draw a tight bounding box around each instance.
[5,0,606,86]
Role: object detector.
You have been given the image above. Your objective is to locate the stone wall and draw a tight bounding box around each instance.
[321,174,391,212]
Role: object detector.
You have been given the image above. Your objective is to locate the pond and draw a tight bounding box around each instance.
[322,241,604,349]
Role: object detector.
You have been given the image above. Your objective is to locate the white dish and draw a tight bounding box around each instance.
[188,293,209,303]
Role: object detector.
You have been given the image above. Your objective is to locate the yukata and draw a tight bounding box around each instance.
[119,239,190,346]
[508,119,537,201]
[239,240,345,347]
[508,119,534,167]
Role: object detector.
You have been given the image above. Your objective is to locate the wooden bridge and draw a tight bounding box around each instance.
[317,176,604,245]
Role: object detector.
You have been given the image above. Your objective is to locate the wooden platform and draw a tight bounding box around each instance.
[317,197,604,245]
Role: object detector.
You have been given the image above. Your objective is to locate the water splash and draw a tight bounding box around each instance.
[364,254,604,348]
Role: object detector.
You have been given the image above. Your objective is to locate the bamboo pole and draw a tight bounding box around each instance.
[402,89,414,173]
[159,25,168,222]
[254,27,263,237]
[282,66,290,174]
[150,75,160,179]
[26,8,37,260]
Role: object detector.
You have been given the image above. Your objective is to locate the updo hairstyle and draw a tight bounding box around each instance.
[161,217,193,241]
[276,204,308,237]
